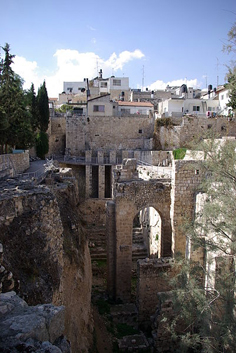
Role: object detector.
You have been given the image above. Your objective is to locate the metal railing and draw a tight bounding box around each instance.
[17,168,47,183]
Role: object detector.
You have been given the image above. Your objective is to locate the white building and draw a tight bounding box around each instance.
[63,81,86,94]
[118,101,154,116]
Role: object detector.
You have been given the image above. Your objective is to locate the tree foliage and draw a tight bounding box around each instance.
[0,43,35,151]
[224,21,236,114]
[0,43,50,156]
[26,83,39,131]
[167,137,236,352]
[35,131,49,159]
[37,81,49,132]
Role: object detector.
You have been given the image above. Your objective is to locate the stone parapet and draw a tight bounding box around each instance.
[137,258,174,324]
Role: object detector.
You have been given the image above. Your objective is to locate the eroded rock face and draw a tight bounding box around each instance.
[0,291,71,353]
[0,178,93,352]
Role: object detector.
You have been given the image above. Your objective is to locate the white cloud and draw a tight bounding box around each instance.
[87,25,96,31]
[12,56,41,90]
[148,78,201,90]
[12,48,145,97]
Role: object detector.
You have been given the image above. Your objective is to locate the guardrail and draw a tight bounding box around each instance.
[17,169,47,183]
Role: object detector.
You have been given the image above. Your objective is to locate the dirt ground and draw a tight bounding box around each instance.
[92,305,114,353]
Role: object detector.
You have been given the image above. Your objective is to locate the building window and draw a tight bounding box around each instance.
[100,82,107,88]
[113,79,121,86]
[221,95,224,100]
[139,129,143,134]
[93,105,105,112]
[193,106,200,112]
[121,108,130,115]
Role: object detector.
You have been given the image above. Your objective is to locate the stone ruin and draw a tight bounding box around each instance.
[0,243,71,353]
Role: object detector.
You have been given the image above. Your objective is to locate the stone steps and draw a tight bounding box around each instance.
[87,227,107,260]
[132,228,148,260]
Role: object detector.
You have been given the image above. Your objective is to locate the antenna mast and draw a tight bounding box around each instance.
[216,58,219,87]
[142,65,144,91]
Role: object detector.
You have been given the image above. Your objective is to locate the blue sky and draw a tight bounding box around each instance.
[1,0,235,96]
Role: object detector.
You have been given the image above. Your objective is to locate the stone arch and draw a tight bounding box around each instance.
[106,180,172,302]
[132,206,162,262]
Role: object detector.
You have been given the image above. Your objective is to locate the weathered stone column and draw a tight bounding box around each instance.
[106,201,116,299]
[115,199,133,302]
[97,151,104,164]
[86,165,92,198]
[122,150,129,160]
[109,150,116,164]
[99,165,105,199]
[85,150,92,163]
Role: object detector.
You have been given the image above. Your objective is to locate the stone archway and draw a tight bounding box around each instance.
[106,179,172,302]
[133,206,162,260]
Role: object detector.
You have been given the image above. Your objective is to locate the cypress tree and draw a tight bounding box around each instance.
[0,43,35,151]
[37,80,49,132]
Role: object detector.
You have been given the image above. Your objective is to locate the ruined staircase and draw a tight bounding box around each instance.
[132,227,148,261]
[87,226,107,260]
[88,226,148,262]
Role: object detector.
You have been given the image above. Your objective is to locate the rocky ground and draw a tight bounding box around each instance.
[91,262,151,352]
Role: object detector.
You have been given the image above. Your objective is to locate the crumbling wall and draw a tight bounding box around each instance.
[156,117,236,150]
[66,115,154,154]
[171,160,202,256]
[137,258,174,325]
[0,291,71,353]
[107,179,172,302]
[0,152,29,178]
[0,178,93,352]
[48,116,66,156]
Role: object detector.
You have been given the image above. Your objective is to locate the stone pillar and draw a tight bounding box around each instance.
[134,151,141,162]
[97,151,104,164]
[99,165,105,199]
[86,165,92,198]
[122,150,129,161]
[85,150,92,163]
[115,199,133,302]
[106,201,116,299]
[109,150,116,164]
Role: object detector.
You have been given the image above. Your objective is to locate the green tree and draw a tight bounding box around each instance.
[35,131,49,159]
[166,138,236,352]
[37,80,49,132]
[226,66,236,113]
[224,21,236,114]
[26,83,39,131]
[0,43,35,151]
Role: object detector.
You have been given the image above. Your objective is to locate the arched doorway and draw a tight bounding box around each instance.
[106,180,172,302]
[132,207,161,268]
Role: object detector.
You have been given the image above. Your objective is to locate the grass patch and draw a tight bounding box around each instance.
[96,298,111,315]
[154,117,173,131]
[173,148,187,160]
[93,259,107,268]
[115,323,139,339]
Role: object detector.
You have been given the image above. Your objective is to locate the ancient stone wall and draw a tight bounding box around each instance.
[137,258,174,324]
[0,291,71,353]
[0,152,29,178]
[48,116,66,156]
[171,160,202,255]
[158,117,236,150]
[66,115,154,154]
[107,179,172,302]
[0,178,93,352]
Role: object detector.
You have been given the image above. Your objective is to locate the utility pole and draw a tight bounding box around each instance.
[142,65,144,91]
